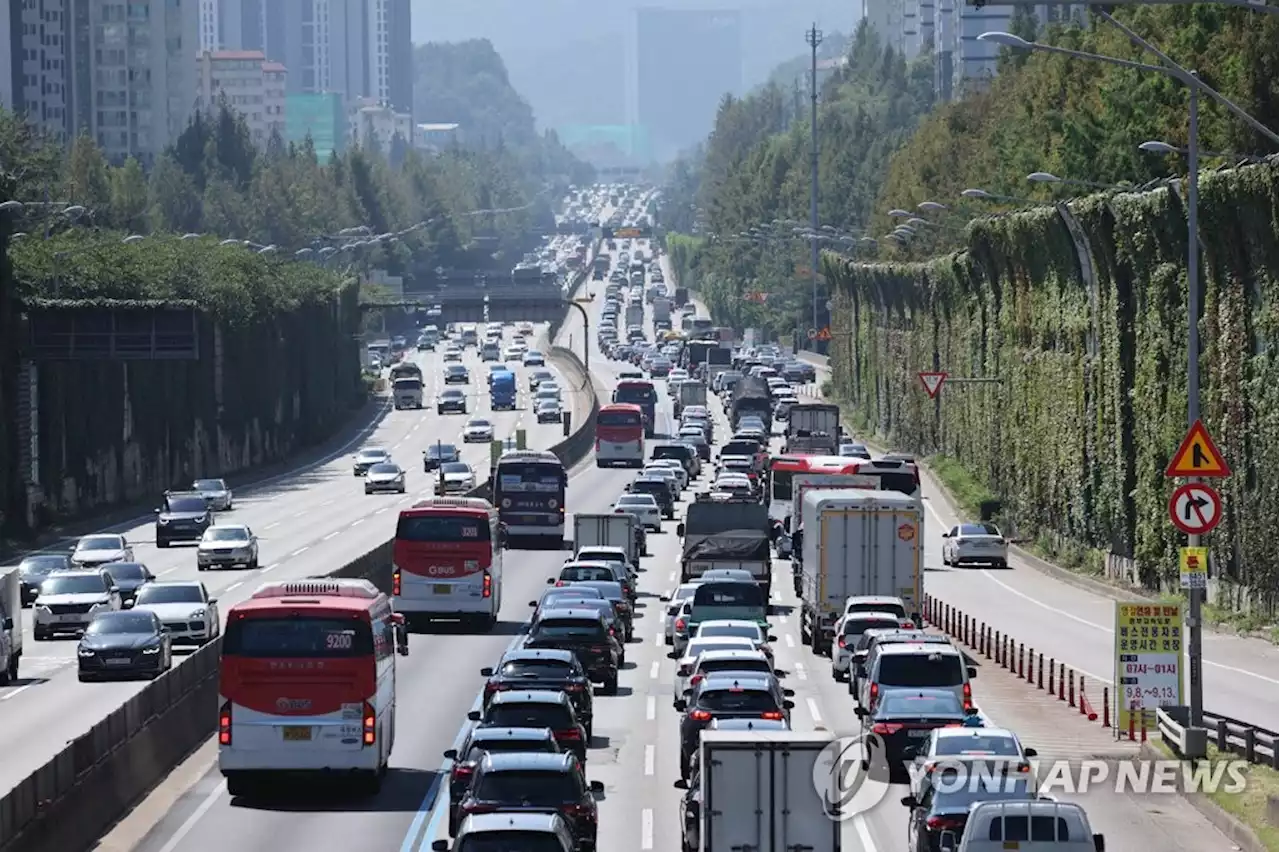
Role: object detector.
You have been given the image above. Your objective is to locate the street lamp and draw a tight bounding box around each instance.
[1138,140,1267,163]
[888,209,914,218]
[121,234,145,244]
[0,200,23,214]
[181,232,203,240]
[1027,171,1131,191]
[917,201,949,212]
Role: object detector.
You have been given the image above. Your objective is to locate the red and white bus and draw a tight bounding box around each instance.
[392,497,504,630]
[217,579,408,796]
[595,403,646,468]
[769,454,921,506]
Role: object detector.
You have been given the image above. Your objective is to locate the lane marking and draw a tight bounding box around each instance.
[264,521,280,530]
[1,684,34,701]
[375,508,389,515]
[649,661,659,680]
[320,500,334,507]
[322,531,340,541]
[853,815,882,852]
[806,697,823,723]
[644,744,655,776]
[351,518,365,527]
[654,632,663,647]
[794,662,808,681]
[153,780,224,852]
[224,582,242,593]
[290,547,309,557]
[785,634,796,648]
[667,570,675,582]
[260,563,277,573]
[640,808,654,850]
[645,696,656,720]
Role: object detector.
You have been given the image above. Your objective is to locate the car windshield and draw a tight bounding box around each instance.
[204,528,249,542]
[463,741,555,762]
[19,555,68,575]
[932,775,1035,811]
[483,704,572,730]
[369,463,400,474]
[500,660,575,679]
[699,658,771,677]
[693,583,764,608]
[165,496,208,513]
[879,692,965,717]
[688,639,753,659]
[441,463,471,474]
[699,624,762,641]
[223,617,373,657]
[427,444,459,458]
[849,601,908,619]
[106,563,148,580]
[193,479,226,491]
[40,575,106,595]
[397,515,489,542]
[442,390,464,398]
[877,653,965,687]
[697,688,777,713]
[86,612,157,634]
[532,617,605,640]
[474,770,578,805]
[134,585,202,605]
[78,536,123,551]
[358,450,387,461]
[844,617,902,636]
[542,588,601,605]
[958,523,1002,536]
[560,566,614,582]
[468,420,492,428]
[932,734,1023,756]
[618,495,656,506]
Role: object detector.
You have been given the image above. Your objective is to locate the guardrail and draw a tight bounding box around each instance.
[1156,706,1279,767]
[0,308,602,852]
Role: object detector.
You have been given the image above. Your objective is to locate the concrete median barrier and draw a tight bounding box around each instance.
[0,310,602,852]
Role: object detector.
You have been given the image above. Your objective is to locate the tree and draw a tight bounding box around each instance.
[147,153,202,233]
[63,133,112,212]
[109,157,149,234]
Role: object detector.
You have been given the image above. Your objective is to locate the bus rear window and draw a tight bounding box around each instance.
[614,384,657,405]
[223,618,373,657]
[598,411,642,427]
[397,515,489,542]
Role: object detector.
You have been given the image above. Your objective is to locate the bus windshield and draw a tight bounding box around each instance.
[397,514,490,542]
[223,617,374,658]
[614,383,657,406]
[496,462,565,493]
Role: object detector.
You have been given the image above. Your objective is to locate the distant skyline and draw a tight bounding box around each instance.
[410,0,853,160]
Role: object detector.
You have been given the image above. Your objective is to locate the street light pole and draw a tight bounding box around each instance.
[806,24,823,344]
[1184,71,1204,729]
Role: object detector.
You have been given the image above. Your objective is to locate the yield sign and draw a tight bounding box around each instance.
[918,371,948,399]
[1168,482,1222,535]
[1164,419,1231,478]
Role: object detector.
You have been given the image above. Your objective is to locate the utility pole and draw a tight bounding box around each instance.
[805,24,823,348]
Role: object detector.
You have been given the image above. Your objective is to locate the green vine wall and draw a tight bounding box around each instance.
[825,160,1278,612]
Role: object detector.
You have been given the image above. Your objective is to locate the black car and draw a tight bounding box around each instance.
[443,365,470,385]
[102,562,155,606]
[76,610,172,681]
[442,726,565,836]
[481,649,595,738]
[423,442,462,472]
[467,689,589,763]
[438,389,468,414]
[555,579,633,642]
[855,688,973,782]
[628,477,674,519]
[674,675,794,778]
[452,752,603,848]
[17,554,71,605]
[154,491,212,547]
[902,764,1038,852]
[523,608,620,694]
[652,443,699,478]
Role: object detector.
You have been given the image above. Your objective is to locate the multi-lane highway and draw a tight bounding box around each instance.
[111,234,1238,852]
[0,324,577,793]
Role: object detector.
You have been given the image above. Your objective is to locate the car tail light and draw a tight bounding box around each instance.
[462,802,496,815]
[926,816,965,831]
[362,701,376,746]
[900,620,915,628]
[563,803,595,820]
[675,618,686,630]
[557,727,582,741]
[218,702,232,745]
[689,710,712,721]
[760,711,784,721]
[838,636,847,649]
[392,567,401,596]
[588,646,607,654]
[482,573,492,598]
[563,683,583,692]
[452,762,475,780]
[555,580,567,587]
[962,683,972,709]
[689,674,703,686]
[869,682,879,710]
[871,722,904,736]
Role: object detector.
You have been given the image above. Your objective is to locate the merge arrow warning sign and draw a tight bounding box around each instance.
[918,371,948,399]
[1164,419,1231,478]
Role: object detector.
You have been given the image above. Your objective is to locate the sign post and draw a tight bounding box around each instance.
[1113,601,1184,735]
[1163,418,1229,729]
[918,371,948,399]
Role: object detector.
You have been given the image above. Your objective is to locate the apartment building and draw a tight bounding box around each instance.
[6,0,72,142]
[197,50,286,147]
[349,95,411,150]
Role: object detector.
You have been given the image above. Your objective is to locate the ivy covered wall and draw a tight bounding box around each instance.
[824,159,1278,613]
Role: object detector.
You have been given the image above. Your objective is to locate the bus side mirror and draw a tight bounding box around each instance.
[390,613,409,655]
[676,523,685,537]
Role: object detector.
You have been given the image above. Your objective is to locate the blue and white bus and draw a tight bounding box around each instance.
[492,449,567,549]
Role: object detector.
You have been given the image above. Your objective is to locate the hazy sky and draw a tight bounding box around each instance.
[411,0,854,142]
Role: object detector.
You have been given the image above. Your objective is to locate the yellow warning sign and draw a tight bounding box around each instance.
[1164,419,1230,478]
[1179,546,1208,589]
[815,327,832,342]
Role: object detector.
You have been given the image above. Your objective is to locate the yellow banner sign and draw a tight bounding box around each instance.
[1113,601,1183,732]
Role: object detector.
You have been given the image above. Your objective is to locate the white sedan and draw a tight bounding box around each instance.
[659,582,703,645]
[648,458,689,489]
[196,524,260,570]
[463,417,495,443]
[523,350,546,366]
[613,494,661,531]
[130,580,220,645]
[443,345,463,362]
[941,523,1009,568]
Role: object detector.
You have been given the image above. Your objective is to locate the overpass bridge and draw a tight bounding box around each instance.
[374,269,573,324]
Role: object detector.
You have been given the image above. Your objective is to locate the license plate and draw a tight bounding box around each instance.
[907,729,930,738]
[282,726,312,741]
[433,584,451,594]
[56,614,82,623]
[104,658,132,666]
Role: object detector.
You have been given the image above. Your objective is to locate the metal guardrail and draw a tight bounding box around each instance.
[1158,706,1279,767]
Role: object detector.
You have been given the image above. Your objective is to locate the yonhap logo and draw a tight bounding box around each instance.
[811,733,893,820]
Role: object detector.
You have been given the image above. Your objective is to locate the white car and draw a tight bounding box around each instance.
[192,478,233,510]
[463,417,495,443]
[443,345,463,362]
[196,524,260,570]
[130,581,220,645]
[503,346,523,361]
[613,494,661,531]
[435,461,476,494]
[642,465,682,497]
[71,534,134,568]
[941,522,1009,569]
[648,458,688,489]
[523,350,546,366]
[659,582,703,645]
[363,462,408,495]
[33,569,122,639]
[670,636,759,704]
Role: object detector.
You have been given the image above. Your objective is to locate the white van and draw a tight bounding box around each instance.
[943,800,1104,852]
[480,341,501,362]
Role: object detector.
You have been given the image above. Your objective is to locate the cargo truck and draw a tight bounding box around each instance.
[574,512,645,563]
[652,297,672,326]
[728,376,773,429]
[785,404,842,455]
[676,497,774,594]
[782,473,879,594]
[674,286,689,307]
[796,488,923,654]
[489,370,516,410]
[675,380,707,419]
[625,303,645,329]
[676,730,842,852]
[0,568,22,683]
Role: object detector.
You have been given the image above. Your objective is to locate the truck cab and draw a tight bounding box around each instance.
[489,370,517,410]
[942,800,1105,852]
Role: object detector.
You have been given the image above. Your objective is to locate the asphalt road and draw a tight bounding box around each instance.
[799,359,1280,733]
[0,323,576,793]
[122,236,1234,852]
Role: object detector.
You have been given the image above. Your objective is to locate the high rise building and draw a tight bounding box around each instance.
[196,50,287,147]
[7,0,72,143]
[632,7,742,164]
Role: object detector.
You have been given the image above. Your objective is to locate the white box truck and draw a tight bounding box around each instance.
[689,730,842,852]
[574,513,643,564]
[676,380,708,418]
[0,567,23,683]
[797,489,923,654]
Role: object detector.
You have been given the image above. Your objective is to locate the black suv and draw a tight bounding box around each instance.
[523,608,620,695]
[154,491,212,547]
[628,477,674,519]
[481,649,594,738]
[468,689,589,762]
[442,726,564,836]
[452,752,603,848]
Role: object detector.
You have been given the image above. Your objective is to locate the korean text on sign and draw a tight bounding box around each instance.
[1113,602,1183,731]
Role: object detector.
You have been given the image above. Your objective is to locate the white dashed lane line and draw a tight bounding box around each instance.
[290,547,309,557]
